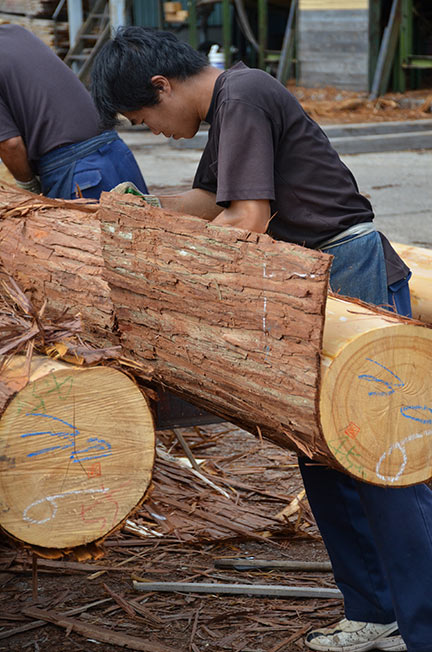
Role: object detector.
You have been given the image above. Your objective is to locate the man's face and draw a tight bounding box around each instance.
[122,76,201,140]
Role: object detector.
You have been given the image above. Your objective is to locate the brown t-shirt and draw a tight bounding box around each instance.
[0,24,100,169]
[193,62,408,284]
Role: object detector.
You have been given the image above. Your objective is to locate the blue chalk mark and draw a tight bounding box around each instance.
[21,412,112,463]
[400,405,432,424]
[358,358,404,396]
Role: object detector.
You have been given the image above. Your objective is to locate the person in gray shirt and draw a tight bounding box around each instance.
[0,24,147,199]
[91,27,432,652]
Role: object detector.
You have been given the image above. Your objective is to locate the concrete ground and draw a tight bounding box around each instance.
[121,129,432,249]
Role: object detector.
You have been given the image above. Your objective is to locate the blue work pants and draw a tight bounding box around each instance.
[300,231,432,651]
[38,131,148,200]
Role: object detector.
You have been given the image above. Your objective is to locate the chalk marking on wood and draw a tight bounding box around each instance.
[376,429,432,483]
[23,487,110,525]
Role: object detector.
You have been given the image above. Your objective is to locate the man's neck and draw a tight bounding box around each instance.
[184,66,224,122]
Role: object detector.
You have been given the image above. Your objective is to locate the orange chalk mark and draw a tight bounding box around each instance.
[344,422,360,440]
[86,461,102,478]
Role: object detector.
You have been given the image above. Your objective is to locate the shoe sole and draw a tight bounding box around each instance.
[305,634,407,652]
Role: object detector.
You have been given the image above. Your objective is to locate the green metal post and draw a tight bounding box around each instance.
[222,0,231,68]
[258,0,268,70]
[397,0,412,92]
[157,0,165,30]
[368,0,381,92]
[187,0,198,49]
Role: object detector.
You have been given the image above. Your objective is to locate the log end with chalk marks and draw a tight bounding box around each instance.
[0,356,155,548]
[320,297,432,486]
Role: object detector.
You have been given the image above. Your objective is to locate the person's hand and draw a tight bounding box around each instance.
[15,176,41,194]
[110,181,161,207]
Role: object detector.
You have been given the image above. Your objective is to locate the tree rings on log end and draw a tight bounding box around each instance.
[320,324,432,487]
[0,362,155,548]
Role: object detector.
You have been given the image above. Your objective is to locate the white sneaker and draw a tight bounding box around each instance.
[305,618,407,652]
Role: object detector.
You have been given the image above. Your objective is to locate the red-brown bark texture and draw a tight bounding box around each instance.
[0,185,333,459]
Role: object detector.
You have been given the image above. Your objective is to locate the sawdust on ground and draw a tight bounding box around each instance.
[289,84,432,124]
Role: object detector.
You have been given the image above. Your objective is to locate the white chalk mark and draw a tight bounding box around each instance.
[375,429,432,483]
[23,487,110,525]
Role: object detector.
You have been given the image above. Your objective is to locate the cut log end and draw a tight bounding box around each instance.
[320,323,432,487]
[0,360,155,548]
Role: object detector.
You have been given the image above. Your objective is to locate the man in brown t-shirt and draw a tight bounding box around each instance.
[92,27,432,652]
[0,24,147,199]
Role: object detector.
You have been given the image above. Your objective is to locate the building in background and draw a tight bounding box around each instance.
[0,0,430,93]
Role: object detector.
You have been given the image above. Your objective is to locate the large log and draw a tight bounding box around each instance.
[1,185,432,486]
[0,355,155,549]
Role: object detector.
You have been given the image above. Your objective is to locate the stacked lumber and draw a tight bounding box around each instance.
[1,185,432,488]
[164,1,188,22]
[0,0,59,17]
[0,0,68,52]
[0,13,69,50]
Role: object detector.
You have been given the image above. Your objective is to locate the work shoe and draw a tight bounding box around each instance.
[305,618,407,652]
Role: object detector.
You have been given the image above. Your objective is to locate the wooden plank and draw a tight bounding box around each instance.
[300,0,367,9]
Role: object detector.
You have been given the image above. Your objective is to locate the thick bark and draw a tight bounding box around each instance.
[98,192,332,458]
[0,185,115,347]
[0,355,155,549]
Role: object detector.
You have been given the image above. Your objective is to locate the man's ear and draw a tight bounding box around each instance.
[150,75,171,96]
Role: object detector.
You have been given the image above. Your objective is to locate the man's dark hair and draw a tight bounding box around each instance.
[91,26,208,128]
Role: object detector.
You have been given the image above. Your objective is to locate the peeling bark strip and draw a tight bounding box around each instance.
[0,185,115,346]
[99,192,332,456]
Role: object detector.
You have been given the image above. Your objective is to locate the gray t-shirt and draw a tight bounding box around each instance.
[194,63,407,283]
[0,24,100,169]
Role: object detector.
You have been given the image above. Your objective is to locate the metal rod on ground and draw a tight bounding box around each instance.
[133,581,342,599]
[214,558,332,572]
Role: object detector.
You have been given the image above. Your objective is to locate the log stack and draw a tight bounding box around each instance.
[1,184,432,489]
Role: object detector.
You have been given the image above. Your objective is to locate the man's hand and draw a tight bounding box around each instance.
[15,177,41,194]
[212,199,271,233]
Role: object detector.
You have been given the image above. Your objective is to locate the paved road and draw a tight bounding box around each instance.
[123,129,432,249]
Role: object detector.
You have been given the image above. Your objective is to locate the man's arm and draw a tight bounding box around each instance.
[0,136,34,181]
[212,199,271,233]
[159,191,270,234]
[159,188,222,220]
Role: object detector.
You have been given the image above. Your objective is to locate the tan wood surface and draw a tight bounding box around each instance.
[392,242,432,323]
[321,296,432,485]
[0,357,155,548]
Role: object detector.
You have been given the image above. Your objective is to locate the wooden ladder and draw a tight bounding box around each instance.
[63,0,111,84]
